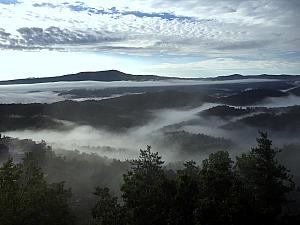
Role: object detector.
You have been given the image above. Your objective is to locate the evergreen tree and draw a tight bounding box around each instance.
[0,153,74,225]
[91,187,123,225]
[194,151,237,225]
[236,132,295,224]
[91,134,299,225]
[171,161,200,225]
[121,146,174,225]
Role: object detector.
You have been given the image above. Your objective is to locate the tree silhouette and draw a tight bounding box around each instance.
[91,187,123,225]
[121,145,174,225]
[236,132,296,224]
[0,153,74,225]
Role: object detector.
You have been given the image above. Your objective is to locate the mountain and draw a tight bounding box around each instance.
[219,89,288,106]
[200,105,255,119]
[208,74,300,81]
[288,87,300,96]
[0,70,174,85]
[1,70,299,85]
[0,91,213,131]
[221,106,300,132]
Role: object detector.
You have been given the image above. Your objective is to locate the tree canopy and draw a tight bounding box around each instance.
[0,132,299,225]
[0,153,74,225]
[92,133,299,225]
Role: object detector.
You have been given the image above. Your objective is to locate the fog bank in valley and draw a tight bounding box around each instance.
[0,79,278,103]
[3,103,224,161]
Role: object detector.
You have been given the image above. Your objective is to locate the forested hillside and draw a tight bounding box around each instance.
[0,133,299,225]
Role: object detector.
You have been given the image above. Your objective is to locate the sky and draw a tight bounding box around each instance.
[0,0,300,79]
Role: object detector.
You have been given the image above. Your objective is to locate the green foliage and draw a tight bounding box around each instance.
[236,132,296,224]
[195,151,236,225]
[0,134,9,159]
[0,153,74,225]
[94,133,299,225]
[171,161,200,225]
[91,187,123,225]
[121,145,175,225]
[1,132,299,225]
[0,134,129,224]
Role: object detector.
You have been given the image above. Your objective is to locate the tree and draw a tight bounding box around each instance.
[0,153,74,225]
[121,146,174,225]
[171,161,200,225]
[0,143,9,157]
[236,132,296,224]
[194,151,239,225]
[91,134,298,225]
[0,134,9,158]
[91,187,123,225]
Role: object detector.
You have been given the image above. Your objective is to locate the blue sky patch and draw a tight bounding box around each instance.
[0,0,19,4]
[32,3,57,8]
[32,2,194,21]
[120,10,193,21]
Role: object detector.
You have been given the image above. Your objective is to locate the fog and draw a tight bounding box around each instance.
[0,90,65,104]
[0,79,278,103]
[1,79,300,167]
[4,95,300,162]
[2,90,300,203]
[72,93,143,102]
[128,103,218,136]
[3,103,221,161]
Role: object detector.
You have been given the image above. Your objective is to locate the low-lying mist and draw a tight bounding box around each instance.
[4,98,300,163]
[0,78,279,103]
[3,103,228,161]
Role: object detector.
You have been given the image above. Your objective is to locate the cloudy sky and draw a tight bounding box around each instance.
[0,0,300,79]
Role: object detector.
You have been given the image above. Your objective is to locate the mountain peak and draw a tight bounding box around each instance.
[0,70,166,85]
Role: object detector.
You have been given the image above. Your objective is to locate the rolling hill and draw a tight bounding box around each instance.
[219,89,289,106]
[0,70,174,85]
[1,70,299,85]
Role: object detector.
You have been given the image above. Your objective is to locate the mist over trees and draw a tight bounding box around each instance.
[0,153,74,225]
[0,132,299,225]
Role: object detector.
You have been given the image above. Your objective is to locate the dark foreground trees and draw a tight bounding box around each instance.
[0,153,74,225]
[92,132,299,225]
[91,187,123,225]
[0,132,299,225]
[236,132,296,225]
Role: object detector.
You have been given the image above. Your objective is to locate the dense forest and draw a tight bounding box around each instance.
[0,132,299,225]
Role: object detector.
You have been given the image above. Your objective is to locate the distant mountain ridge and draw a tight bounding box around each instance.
[0,70,299,85]
[208,74,300,81]
[0,70,174,85]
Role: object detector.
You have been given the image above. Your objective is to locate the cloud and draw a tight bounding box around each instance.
[0,0,298,54]
[145,58,300,76]
[149,0,300,25]
[32,2,194,21]
[0,0,299,76]
[0,28,11,39]
[0,26,125,50]
[17,26,122,46]
[216,40,270,51]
